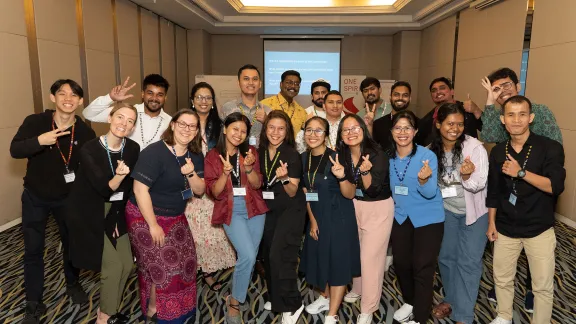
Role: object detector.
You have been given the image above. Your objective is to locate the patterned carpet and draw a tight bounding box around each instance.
[0,218,575,324]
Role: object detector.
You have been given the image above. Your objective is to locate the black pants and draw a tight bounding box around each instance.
[261,204,306,313]
[391,218,444,323]
[21,189,80,302]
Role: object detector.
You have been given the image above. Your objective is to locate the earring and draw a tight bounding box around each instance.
[191,103,195,109]
[211,105,214,109]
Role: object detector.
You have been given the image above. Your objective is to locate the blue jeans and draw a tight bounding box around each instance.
[223,196,266,303]
[438,209,488,324]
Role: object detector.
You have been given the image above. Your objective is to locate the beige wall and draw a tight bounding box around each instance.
[392,31,421,109]
[526,0,576,221]
[341,35,393,79]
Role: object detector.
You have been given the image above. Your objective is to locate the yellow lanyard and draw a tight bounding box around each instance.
[307,150,326,191]
[264,151,281,185]
[238,103,260,125]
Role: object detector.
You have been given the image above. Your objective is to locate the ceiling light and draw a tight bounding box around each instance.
[241,0,333,7]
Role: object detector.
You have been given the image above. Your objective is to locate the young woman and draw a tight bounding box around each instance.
[334,114,393,324]
[204,112,268,323]
[258,110,306,324]
[126,109,206,323]
[298,116,360,323]
[388,110,444,324]
[67,103,139,324]
[429,103,489,324]
[186,82,235,292]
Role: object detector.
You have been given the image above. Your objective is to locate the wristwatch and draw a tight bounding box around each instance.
[281,178,290,185]
[187,171,195,178]
[517,169,526,179]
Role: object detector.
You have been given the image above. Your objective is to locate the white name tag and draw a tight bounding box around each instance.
[395,185,408,196]
[109,192,124,201]
[262,191,274,200]
[64,171,75,183]
[249,136,257,146]
[306,192,319,201]
[355,189,364,197]
[441,186,458,198]
[233,187,247,196]
[509,193,517,206]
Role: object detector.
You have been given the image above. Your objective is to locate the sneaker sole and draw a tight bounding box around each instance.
[305,304,329,315]
[343,296,360,303]
[487,297,497,303]
[524,308,534,314]
[393,313,413,322]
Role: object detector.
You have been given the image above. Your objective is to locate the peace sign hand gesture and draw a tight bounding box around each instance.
[418,160,432,181]
[364,103,375,126]
[37,126,71,146]
[328,154,345,179]
[180,158,195,176]
[110,76,136,102]
[359,154,372,173]
[219,154,233,176]
[275,160,289,180]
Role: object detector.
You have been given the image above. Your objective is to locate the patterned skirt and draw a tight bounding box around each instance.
[125,201,197,323]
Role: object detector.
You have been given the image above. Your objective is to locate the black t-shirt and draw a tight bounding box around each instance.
[340,146,392,201]
[229,153,240,187]
[372,113,395,155]
[131,141,204,216]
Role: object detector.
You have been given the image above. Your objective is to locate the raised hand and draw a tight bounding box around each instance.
[328,154,345,179]
[364,103,375,126]
[180,157,195,176]
[255,109,266,124]
[502,154,521,178]
[460,156,475,177]
[115,160,130,176]
[219,154,233,175]
[275,160,289,180]
[359,154,372,173]
[481,76,501,106]
[110,76,136,102]
[244,150,256,168]
[418,160,432,181]
[38,127,71,146]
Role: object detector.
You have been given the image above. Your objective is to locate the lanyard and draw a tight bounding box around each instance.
[278,95,296,120]
[52,117,75,172]
[170,145,191,189]
[229,152,241,186]
[139,112,163,147]
[264,151,281,187]
[307,150,325,191]
[238,103,260,125]
[393,156,412,185]
[506,141,532,194]
[103,136,125,175]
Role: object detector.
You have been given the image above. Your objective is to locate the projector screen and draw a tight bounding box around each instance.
[264,40,341,100]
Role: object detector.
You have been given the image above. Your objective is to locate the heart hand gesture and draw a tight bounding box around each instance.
[244,150,256,170]
[359,154,372,173]
[115,160,130,176]
[460,156,475,176]
[275,160,289,180]
[418,160,432,180]
[180,157,195,176]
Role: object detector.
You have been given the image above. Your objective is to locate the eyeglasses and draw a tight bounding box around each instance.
[341,126,362,135]
[492,81,514,93]
[304,128,325,136]
[194,95,213,102]
[176,121,198,131]
[392,126,415,134]
[283,80,301,87]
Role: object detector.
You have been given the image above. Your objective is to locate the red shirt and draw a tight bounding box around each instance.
[205,146,268,225]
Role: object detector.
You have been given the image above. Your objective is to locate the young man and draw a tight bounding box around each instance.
[478,67,563,145]
[305,79,331,118]
[357,77,391,121]
[83,74,172,150]
[221,64,271,146]
[260,70,307,137]
[486,95,565,324]
[11,80,96,324]
[416,77,482,146]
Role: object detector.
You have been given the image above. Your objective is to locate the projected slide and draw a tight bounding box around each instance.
[264,40,340,97]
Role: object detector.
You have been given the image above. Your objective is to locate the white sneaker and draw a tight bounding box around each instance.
[489,317,512,324]
[282,304,304,324]
[393,303,414,322]
[357,312,373,324]
[404,321,420,324]
[343,291,361,303]
[264,301,272,311]
[305,295,330,314]
[325,315,339,324]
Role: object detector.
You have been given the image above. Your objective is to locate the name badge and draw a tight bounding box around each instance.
[509,193,517,206]
[181,188,193,200]
[355,189,364,197]
[441,186,458,198]
[110,192,124,201]
[306,192,319,201]
[395,185,408,196]
[249,136,257,146]
[64,171,75,183]
[263,191,274,200]
[233,187,247,196]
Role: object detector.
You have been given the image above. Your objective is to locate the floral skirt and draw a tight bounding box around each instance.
[125,201,196,323]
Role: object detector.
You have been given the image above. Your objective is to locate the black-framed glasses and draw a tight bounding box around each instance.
[304,128,326,136]
[283,80,301,87]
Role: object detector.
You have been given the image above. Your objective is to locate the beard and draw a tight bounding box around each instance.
[312,99,324,108]
[391,99,410,112]
[365,95,379,105]
[145,99,163,112]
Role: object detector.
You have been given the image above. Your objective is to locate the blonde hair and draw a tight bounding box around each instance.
[109,103,138,123]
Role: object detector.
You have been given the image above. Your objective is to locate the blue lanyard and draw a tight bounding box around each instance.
[393,156,412,185]
[103,136,125,175]
[170,145,191,189]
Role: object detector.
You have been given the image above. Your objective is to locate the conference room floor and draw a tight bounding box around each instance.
[0,218,575,324]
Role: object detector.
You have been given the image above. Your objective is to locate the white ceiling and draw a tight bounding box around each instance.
[131,0,474,35]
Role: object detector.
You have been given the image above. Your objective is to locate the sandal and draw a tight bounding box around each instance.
[432,302,452,319]
[202,272,223,291]
[225,295,242,324]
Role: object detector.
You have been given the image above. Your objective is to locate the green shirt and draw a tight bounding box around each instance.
[480,103,563,145]
[356,100,390,121]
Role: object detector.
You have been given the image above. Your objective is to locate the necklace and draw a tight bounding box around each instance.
[505,141,532,194]
[139,112,163,147]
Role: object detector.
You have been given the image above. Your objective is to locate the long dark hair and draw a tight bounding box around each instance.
[259,110,296,150]
[190,82,221,149]
[389,110,418,159]
[429,102,466,179]
[335,114,381,169]
[216,112,251,158]
[161,109,203,154]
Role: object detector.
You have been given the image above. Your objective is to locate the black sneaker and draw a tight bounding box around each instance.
[22,301,46,324]
[66,282,88,304]
[487,287,497,303]
[524,290,534,313]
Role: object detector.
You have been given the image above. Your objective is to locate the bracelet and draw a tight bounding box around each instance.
[245,168,253,174]
[336,176,347,182]
[186,171,195,178]
[360,170,370,176]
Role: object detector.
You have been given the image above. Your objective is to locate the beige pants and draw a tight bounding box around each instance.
[493,228,556,324]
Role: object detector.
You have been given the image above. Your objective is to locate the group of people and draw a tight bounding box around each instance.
[10,64,564,324]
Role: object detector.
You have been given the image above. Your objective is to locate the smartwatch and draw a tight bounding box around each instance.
[517,169,526,179]
[281,178,290,185]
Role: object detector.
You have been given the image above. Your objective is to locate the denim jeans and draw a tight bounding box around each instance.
[223,196,266,303]
[438,209,488,324]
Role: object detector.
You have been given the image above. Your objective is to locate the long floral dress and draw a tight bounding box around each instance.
[185,139,236,273]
